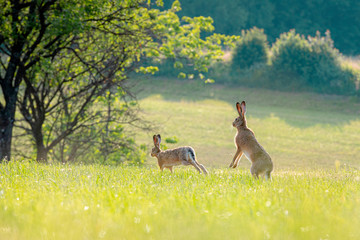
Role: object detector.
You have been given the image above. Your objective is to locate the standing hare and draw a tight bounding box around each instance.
[151,134,208,174]
[229,101,273,180]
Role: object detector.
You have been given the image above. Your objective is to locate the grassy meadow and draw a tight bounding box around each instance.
[1,78,360,239]
[135,78,360,170]
[1,162,360,240]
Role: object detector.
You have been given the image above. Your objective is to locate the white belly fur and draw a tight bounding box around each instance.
[243,150,251,162]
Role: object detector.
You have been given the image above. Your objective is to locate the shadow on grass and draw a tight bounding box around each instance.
[132,77,360,128]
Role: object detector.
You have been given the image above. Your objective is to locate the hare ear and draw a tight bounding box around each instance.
[157,134,161,145]
[241,101,246,115]
[236,102,242,116]
[153,135,158,146]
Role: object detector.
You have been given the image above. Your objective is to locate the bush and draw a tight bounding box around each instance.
[307,31,357,94]
[271,30,357,95]
[231,27,269,71]
[165,136,179,144]
[271,30,312,86]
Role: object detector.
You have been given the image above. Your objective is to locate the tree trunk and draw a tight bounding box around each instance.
[36,144,48,163]
[0,91,17,162]
[1,44,23,162]
[0,115,14,162]
[34,126,48,163]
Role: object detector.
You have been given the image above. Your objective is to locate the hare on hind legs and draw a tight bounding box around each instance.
[151,134,208,175]
[229,101,273,180]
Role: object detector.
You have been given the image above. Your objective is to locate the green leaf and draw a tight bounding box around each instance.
[178,72,186,79]
[205,78,215,84]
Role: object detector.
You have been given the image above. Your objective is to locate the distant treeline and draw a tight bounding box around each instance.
[162,0,360,55]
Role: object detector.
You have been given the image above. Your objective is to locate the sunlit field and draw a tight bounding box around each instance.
[135,78,360,170]
[1,162,360,240]
[1,78,360,239]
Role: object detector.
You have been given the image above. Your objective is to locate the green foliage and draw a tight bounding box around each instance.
[231,27,269,71]
[2,0,234,163]
[150,4,232,75]
[165,136,179,144]
[145,57,199,79]
[140,0,239,80]
[306,32,357,94]
[209,29,359,95]
[162,0,360,55]
[271,31,310,68]
[271,30,313,86]
[46,90,147,165]
[271,30,357,94]
[1,162,360,239]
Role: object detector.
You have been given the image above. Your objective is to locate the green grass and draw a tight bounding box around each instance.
[2,78,360,239]
[134,78,360,170]
[1,161,359,240]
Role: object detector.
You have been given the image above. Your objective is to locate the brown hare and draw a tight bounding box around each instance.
[229,101,273,180]
[151,134,208,174]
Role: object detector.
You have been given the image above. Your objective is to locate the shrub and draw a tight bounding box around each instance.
[231,27,269,71]
[271,30,312,86]
[165,136,179,144]
[307,31,357,94]
[271,30,357,95]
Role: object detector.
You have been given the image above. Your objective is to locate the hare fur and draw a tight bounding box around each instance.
[151,134,208,174]
[229,101,273,180]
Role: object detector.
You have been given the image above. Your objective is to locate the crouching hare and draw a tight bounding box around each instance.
[151,134,208,174]
[229,101,273,180]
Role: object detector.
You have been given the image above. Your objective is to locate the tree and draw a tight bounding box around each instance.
[1,0,233,162]
[0,0,85,161]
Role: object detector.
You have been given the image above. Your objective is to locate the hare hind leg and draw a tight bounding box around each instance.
[196,162,208,175]
[187,150,203,174]
[265,170,272,181]
[191,154,208,174]
[250,164,260,179]
[251,172,260,179]
[190,161,202,173]
[251,164,272,181]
